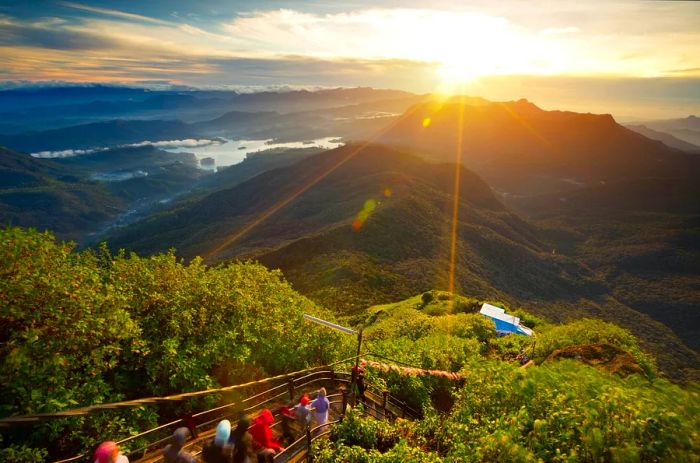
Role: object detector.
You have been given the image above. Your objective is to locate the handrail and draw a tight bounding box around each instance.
[5,356,361,427]
[49,353,426,463]
[49,359,359,463]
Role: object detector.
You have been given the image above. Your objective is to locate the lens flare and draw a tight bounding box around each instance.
[352,198,378,231]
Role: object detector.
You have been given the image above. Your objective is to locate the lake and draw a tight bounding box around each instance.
[164,137,343,170]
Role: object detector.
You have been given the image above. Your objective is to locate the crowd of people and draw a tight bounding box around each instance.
[92,387,334,463]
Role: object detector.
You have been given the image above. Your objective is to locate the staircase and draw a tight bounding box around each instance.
[128,370,417,463]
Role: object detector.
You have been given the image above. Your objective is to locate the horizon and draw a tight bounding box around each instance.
[1,0,700,119]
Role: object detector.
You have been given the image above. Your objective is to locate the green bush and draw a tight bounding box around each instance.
[535,318,656,377]
[0,227,349,461]
[442,359,699,462]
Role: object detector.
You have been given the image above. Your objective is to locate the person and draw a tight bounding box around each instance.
[295,394,312,429]
[249,409,284,462]
[352,365,366,402]
[202,419,232,463]
[311,388,330,431]
[516,347,530,366]
[230,415,256,463]
[93,441,129,463]
[162,427,197,463]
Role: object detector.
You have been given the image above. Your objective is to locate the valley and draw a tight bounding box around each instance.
[1,89,698,383]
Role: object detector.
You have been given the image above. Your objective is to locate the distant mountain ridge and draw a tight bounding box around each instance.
[378,98,700,196]
[0,88,426,153]
[634,115,700,147]
[625,124,700,152]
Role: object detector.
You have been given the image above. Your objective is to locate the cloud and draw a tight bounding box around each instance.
[541,26,579,35]
[0,16,117,50]
[31,148,103,158]
[30,139,221,158]
[58,1,172,26]
[128,139,221,148]
[1,3,699,97]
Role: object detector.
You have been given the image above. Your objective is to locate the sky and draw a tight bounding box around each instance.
[1,0,699,118]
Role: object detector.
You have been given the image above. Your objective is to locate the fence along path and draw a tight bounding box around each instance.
[27,355,419,463]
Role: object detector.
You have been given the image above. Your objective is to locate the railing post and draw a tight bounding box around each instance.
[341,387,348,420]
[401,402,406,419]
[288,380,296,402]
[381,391,388,419]
[306,427,313,462]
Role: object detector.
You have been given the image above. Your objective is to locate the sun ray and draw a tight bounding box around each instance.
[496,101,556,151]
[447,90,467,307]
[203,104,423,262]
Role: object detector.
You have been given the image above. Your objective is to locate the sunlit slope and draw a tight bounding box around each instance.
[105,143,504,257]
[378,98,700,196]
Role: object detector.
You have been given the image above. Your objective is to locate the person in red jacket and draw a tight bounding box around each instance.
[249,409,284,462]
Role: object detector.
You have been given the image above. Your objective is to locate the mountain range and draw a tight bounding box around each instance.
[1,90,698,381]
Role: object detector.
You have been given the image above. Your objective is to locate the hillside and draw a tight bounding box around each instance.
[503,175,700,353]
[311,292,699,462]
[637,115,700,146]
[378,98,700,196]
[0,145,208,240]
[103,143,699,381]
[626,124,700,152]
[0,227,347,461]
[0,147,124,240]
[2,229,699,462]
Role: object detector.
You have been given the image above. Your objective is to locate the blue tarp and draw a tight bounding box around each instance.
[479,303,534,336]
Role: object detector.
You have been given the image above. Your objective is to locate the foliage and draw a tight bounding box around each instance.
[534,318,657,377]
[314,409,442,463]
[327,292,698,462]
[440,359,699,462]
[0,227,349,460]
[317,360,700,463]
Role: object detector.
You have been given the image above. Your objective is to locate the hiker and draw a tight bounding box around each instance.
[163,427,197,463]
[202,420,232,463]
[295,394,312,429]
[353,365,366,402]
[249,409,284,462]
[93,441,129,463]
[230,415,256,463]
[311,388,330,431]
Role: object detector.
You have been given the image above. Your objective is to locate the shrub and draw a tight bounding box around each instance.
[535,318,656,377]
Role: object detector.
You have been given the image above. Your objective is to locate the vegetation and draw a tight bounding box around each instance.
[312,293,699,462]
[1,228,698,462]
[0,227,349,460]
[314,363,700,462]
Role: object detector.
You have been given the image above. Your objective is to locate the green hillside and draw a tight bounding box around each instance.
[102,143,699,381]
[2,228,698,462]
[0,146,126,240]
[0,145,212,241]
[313,292,699,463]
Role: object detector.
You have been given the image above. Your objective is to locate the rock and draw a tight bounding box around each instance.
[545,343,645,377]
